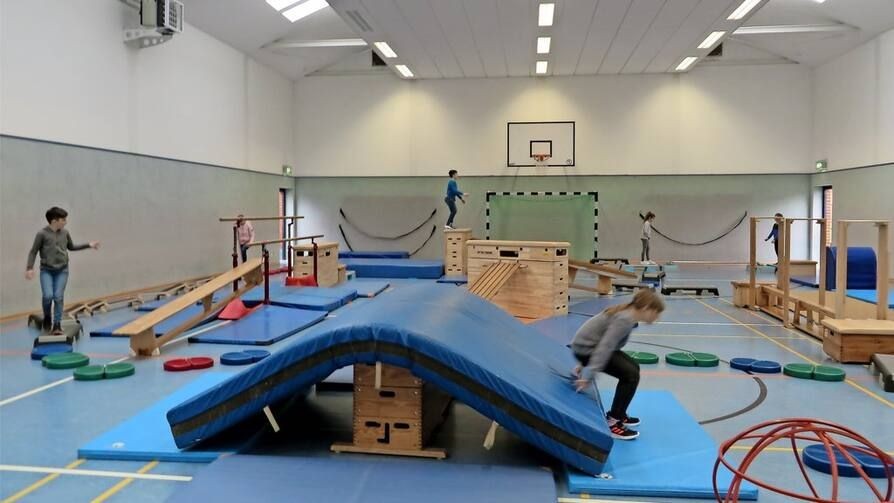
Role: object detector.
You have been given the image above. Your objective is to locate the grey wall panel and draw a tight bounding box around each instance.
[0,136,293,316]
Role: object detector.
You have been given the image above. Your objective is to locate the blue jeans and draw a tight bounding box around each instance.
[40,268,69,325]
[445,197,457,226]
[240,244,250,263]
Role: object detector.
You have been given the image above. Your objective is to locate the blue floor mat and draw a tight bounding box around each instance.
[78,373,240,462]
[341,258,444,279]
[166,456,556,503]
[437,275,468,284]
[338,251,409,259]
[847,289,894,308]
[529,314,591,344]
[187,305,325,346]
[242,284,352,311]
[89,305,211,337]
[568,297,628,317]
[565,390,758,500]
[791,276,820,288]
[350,280,391,297]
[294,286,358,302]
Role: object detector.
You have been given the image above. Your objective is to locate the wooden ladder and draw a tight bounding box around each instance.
[468,261,520,300]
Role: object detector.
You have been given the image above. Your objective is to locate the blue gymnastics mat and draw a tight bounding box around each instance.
[847,289,894,308]
[341,258,444,279]
[293,286,358,302]
[437,275,468,284]
[242,285,351,312]
[167,283,614,475]
[167,456,556,503]
[568,297,628,317]
[338,250,410,259]
[529,313,591,344]
[350,280,391,297]
[78,373,240,462]
[565,390,758,500]
[187,305,325,345]
[90,305,211,337]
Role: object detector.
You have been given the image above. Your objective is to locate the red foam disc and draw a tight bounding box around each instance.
[188,357,214,369]
[164,358,191,372]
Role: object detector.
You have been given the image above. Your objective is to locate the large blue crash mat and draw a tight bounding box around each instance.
[167,283,613,475]
[340,258,444,279]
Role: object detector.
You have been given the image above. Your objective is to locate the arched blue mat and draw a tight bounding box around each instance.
[826,247,876,290]
[167,284,613,475]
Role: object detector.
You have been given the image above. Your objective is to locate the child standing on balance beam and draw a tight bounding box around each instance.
[571,289,665,440]
[444,170,468,230]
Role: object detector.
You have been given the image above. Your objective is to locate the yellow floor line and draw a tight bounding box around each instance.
[90,460,158,503]
[2,459,85,503]
[717,297,823,347]
[695,298,894,409]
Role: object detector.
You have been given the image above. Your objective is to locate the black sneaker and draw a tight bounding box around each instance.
[607,414,641,427]
[608,421,639,440]
[51,324,63,335]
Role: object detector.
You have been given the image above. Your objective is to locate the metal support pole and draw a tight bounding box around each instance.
[232,226,239,292]
[263,246,271,305]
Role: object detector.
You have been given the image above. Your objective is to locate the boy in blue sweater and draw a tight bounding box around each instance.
[444,170,469,229]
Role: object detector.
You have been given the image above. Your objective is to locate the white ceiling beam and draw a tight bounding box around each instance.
[263,38,368,49]
[734,24,856,35]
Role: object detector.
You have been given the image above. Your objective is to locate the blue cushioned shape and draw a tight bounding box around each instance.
[341,258,444,279]
[825,247,876,290]
[188,306,325,345]
[338,251,410,259]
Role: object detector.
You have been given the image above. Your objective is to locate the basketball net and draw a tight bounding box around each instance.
[532,154,550,167]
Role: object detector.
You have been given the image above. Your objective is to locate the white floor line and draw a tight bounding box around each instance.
[0,464,191,482]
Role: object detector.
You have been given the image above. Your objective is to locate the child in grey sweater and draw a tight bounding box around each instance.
[571,288,665,440]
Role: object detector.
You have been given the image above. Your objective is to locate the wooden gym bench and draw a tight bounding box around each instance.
[661,285,719,296]
[568,260,638,295]
[115,258,264,356]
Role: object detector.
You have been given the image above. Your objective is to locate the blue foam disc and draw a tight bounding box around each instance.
[749,360,781,374]
[730,358,756,371]
[30,343,73,361]
[802,444,889,478]
[220,352,254,366]
[242,350,270,362]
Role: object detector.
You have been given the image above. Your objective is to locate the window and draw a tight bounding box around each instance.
[822,186,833,248]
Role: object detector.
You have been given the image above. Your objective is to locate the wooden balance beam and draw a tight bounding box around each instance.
[468,262,522,300]
[114,258,264,356]
[568,260,638,295]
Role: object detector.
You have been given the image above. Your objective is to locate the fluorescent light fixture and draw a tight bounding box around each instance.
[395,64,414,78]
[538,3,555,27]
[537,36,551,54]
[282,0,328,22]
[698,31,726,49]
[374,41,397,58]
[675,56,698,71]
[266,0,301,11]
[728,0,761,20]
[535,60,548,74]
[813,0,826,3]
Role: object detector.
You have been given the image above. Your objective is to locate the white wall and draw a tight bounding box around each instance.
[293,64,813,177]
[0,0,292,174]
[813,29,894,171]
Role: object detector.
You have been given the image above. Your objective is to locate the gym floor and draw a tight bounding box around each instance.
[1,267,891,503]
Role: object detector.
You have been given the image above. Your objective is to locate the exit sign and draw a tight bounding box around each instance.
[815,159,827,172]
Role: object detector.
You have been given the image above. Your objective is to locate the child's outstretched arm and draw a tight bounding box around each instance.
[67,233,99,251]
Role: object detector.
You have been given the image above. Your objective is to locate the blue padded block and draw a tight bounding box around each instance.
[529,314,591,344]
[341,258,444,279]
[750,360,781,373]
[136,296,219,312]
[730,358,756,371]
[220,352,254,366]
[437,275,468,284]
[30,343,72,360]
[188,306,325,345]
[293,286,358,302]
[167,456,556,503]
[847,289,894,309]
[826,247,876,290]
[240,283,295,305]
[338,251,410,259]
[243,349,270,362]
[802,444,890,478]
[78,373,238,462]
[565,390,758,500]
[268,292,343,311]
[351,280,391,297]
[90,305,211,337]
[168,283,613,476]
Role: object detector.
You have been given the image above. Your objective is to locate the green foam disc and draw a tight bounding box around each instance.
[624,351,659,365]
[666,352,696,367]
[784,363,815,379]
[692,352,720,367]
[813,365,846,382]
[73,365,105,381]
[43,352,89,369]
[104,362,135,379]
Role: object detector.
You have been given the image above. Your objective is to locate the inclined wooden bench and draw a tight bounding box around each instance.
[568,260,638,295]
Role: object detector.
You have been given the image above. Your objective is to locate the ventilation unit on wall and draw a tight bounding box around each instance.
[120,0,184,49]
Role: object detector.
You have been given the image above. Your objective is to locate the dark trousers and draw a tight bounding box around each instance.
[575,350,640,420]
[39,267,69,326]
[772,239,778,259]
[240,244,249,263]
[445,197,458,226]
[641,238,650,261]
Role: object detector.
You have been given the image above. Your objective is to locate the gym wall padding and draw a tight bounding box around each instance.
[0,136,291,316]
[489,194,595,261]
[167,283,614,475]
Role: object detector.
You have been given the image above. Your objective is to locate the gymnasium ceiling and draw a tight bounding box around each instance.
[182,0,894,80]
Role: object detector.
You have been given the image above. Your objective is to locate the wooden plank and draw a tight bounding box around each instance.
[818,219,827,306]
[877,223,889,321]
[822,318,894,335]
[569,260,637,279]
[836,221,848,319]
[467,239,570,248]
[781,219,792,326]
[749,217,757,308]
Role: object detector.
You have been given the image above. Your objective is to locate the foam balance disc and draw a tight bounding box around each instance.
[30,343,72,361]
[802,444,889,478]
[74,365,105,381]
[666,352,719,367]
[105,363,135,379]
[624,351,659,364]
[749,360,782,374]
[730,358,756,371]
[164,359,192,372]
[220,352,254,366]
[43,352,89,369]
[813,365,846,382]
[189,357,214,369]
[784,363,814,379]
[243,350,270,362]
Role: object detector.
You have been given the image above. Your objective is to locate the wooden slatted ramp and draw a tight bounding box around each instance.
[115,258,264,356]
[468,262,521,300]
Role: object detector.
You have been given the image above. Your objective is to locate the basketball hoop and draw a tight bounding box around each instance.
[532,154,551,166]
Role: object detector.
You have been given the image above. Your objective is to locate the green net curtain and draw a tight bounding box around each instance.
[489,194,595,261]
